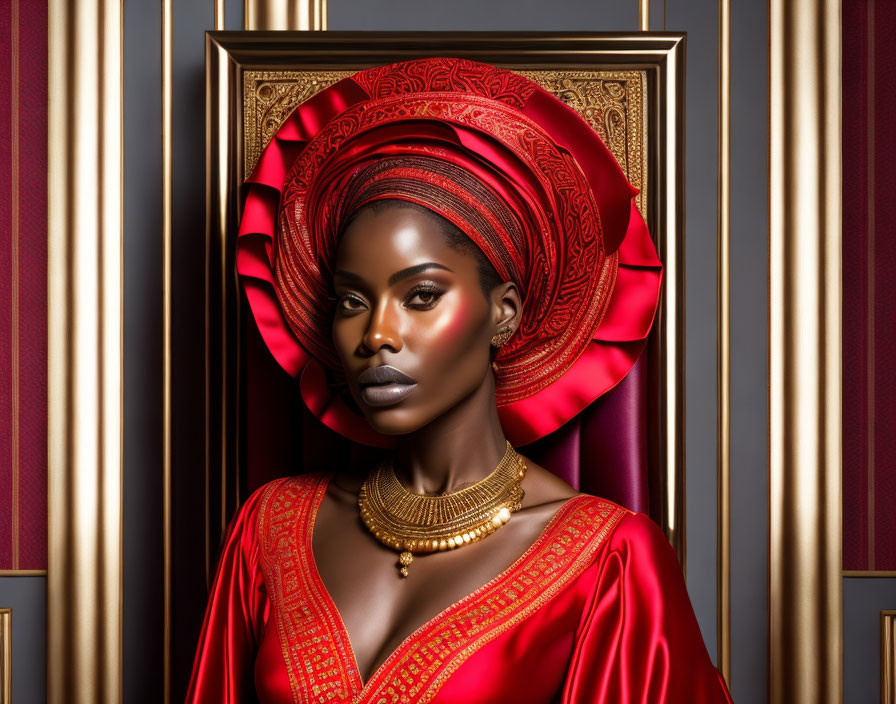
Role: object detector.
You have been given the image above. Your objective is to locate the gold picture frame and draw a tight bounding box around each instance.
[193,31,684,699]
[202,27,685,569]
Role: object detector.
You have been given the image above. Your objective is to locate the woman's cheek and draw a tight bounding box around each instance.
[429,293,484,345]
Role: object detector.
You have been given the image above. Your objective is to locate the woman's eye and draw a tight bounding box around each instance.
[338,294,367,312]
[406,287,443,310]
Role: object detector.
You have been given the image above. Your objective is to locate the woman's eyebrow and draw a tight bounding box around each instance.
[333,269,363,282]
[387,262,452,285]
[333,262,453,286]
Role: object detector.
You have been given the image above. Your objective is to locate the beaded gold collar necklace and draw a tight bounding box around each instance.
[358,442,527,577]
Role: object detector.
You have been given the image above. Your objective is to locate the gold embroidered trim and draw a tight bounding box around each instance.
[258,475,361,702]
[363,497,626,703]
[259,475,627,704]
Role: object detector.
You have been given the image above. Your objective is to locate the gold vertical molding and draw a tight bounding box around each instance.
[717,0,731,687]
[639,0,649,31]
[245,0,327,30]
[215,0,226,29]
[161,0,173,702]
[884,611,896,704]
[48,0,123,702]
[769,0,842,702]
[0,609,9,704]
[9,0,20,572]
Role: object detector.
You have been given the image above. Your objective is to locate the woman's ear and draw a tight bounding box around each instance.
[490,281,522,338]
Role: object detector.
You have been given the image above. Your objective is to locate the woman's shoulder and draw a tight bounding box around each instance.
[230,473,329,532]
[560,494,680,573]
[541,489,679,565]
[247,472,329,504]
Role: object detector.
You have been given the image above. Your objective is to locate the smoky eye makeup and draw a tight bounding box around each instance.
[403,281,446,310]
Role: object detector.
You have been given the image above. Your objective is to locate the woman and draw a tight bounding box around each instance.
[188,57,732,703]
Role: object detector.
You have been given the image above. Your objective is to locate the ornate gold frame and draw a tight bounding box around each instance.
[202,30,685,573]
[174,31,686,703]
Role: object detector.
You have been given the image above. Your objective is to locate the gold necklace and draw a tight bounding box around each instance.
[358,441,526,577]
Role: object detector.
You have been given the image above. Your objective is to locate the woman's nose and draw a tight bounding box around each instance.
[361,300,402,354]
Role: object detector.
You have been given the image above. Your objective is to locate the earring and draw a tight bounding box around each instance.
[490,326,513,348]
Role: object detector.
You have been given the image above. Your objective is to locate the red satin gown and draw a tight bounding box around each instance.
[186,473,733,703]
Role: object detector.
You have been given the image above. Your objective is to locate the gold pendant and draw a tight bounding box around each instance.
[398,551,413,578]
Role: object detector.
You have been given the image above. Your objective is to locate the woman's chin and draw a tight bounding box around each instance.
[359,406,431,436]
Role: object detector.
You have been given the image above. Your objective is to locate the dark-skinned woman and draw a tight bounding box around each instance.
[186,58,733,704]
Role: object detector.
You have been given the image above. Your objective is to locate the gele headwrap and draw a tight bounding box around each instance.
[237,57,662,447]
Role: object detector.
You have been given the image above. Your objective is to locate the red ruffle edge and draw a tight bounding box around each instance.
[236,73,662,447]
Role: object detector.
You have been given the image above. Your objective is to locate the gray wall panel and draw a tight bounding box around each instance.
[729,0,769,701]
[329,0,637,31]
[171,2,217,698]
[225,0,243,30]
[141,2,769,696]
[844,578,896,703]
[123,0,164,700]
[665,0,720,661]
[0,577,46,703]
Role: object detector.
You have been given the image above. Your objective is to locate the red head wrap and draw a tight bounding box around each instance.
[237,57,662,446]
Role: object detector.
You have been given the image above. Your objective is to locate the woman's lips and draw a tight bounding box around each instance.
[357,365,418,407]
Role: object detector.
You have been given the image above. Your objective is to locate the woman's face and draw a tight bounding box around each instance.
[332,206,514,435]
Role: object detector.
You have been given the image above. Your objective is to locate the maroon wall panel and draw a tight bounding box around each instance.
[0,0,48,570]
[842,0,896,571]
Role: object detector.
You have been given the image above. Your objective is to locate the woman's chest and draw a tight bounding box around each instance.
[313,504,562,680]
[310,481,569,682]
[252,475,624,704]
[254,567,589,704]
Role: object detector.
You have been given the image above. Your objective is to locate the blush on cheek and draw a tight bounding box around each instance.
[432,294,485,343]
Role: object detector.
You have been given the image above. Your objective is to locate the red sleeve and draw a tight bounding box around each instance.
[185,485,270,704]
[562,513,733,703]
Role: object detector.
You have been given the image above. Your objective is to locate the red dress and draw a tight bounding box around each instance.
[186,474,732,703]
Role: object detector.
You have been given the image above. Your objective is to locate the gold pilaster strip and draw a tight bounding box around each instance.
[884,611,896,704]
[48,0,123,702]
[769,0,842,702]
[717,0,730,686]
[244,0,327,30]
[0,609,9,704]
[639,0,649,31]
[162,0,173,702]
[215,0,225,30]
[9,0,20,572]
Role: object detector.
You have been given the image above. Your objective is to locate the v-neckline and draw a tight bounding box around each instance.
[304,473,585,694]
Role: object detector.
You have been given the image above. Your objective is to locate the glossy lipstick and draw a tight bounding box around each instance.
[357,365,418,407]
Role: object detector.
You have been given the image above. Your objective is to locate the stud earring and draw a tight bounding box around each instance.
[490,327,513,348]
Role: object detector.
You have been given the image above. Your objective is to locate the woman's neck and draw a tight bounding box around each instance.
[393,372,507,495]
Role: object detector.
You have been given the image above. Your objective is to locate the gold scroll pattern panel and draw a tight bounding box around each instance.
[243,69,648,217]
